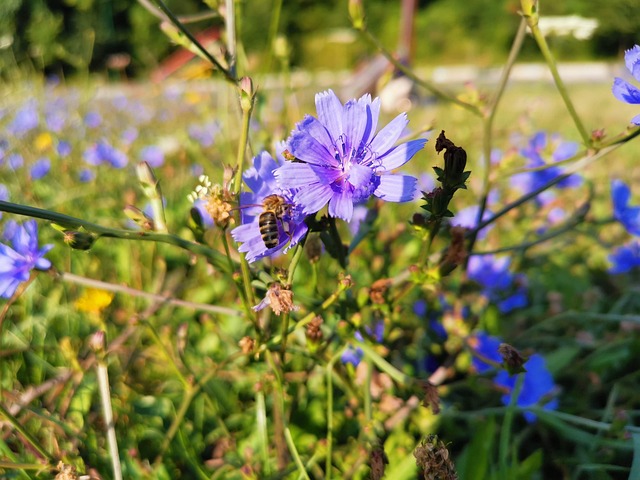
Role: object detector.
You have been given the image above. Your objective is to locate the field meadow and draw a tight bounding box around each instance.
[2,5,640,480]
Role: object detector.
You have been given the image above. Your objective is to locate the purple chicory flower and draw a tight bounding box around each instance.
[57,140,72,157]
[611,179,640,236]
[612,45,640,125]
[609,241,640,274]
[511,132,581,206]
[8,100,39,137]
[139,145,164,168]
[274,89,426,222]
[8,153,23,170]
[495,354,559,423]
[0,220,53,298]
[30,157,51,180]
[83,140,128,168]
[469,332,503,374]
[467,254,528,313]
[230,151,308,263]
[341,320,385,367]
[78,168,95,183]
[84,111,102,128]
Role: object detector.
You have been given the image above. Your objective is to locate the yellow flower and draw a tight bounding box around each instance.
[74,288,114,314]
[34,132,53,152]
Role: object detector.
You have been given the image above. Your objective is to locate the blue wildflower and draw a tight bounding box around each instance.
[188,121,219,148]
[341,320,384,367]
[84,111,102,128]
[140,145,164,168]
[609,241,640,274]
[467,254,528,313]
[0,220,53,298]
[452,205,494,240]
[230,151,308,263]
[57,140,72,157]
[8,100,39,137]
[469,332,503,374]
[121,127,139,145]
[83,140,128,168]
[78,169,95,183]
[8,153,23,170]
[512,132,581,206]
[274,89,426,222]
[612,45,640,125]
[495,354,559,423]
[30,157,51,180]
[611,179,640,236]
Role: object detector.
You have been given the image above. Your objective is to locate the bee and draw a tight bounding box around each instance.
[258,194,292,249]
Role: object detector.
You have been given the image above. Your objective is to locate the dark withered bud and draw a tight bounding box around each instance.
[414,435,458,480]
[238,336,255,355]
[498,343,526,374]
[63,230,96,250]
[440,226,468,276]
[420,381,441,415]
[370,278,391,304]
[435,131,470,191]
[369,444,388,480]
[305,316,323,348]
[305,235,323,263]
[124,205,155,231]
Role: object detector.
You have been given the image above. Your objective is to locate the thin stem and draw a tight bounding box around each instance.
[233,91,253,196]
[527,20,591,146]
[224,0,236,78]
[96,360,123,480]
[280,241,307,358]
[0,402,55,463]
[285,427,311,480]
[152,0,237,84]
[499,374,524,480]
[57,270,243,316]
[0,201,232,273]
[354,25,482,116]
[154,384,196,465]
[468,17,527,259]
[325,346,348,480]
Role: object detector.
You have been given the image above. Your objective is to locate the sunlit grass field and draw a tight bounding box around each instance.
[1,72,639,479]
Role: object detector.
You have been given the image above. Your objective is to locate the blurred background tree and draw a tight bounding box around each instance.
[0,0,639,79]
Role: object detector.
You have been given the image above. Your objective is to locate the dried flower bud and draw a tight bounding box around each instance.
[55,461,79,480]
[414,435,458,480]
[305,235,323,263]
[369,444,388,480]
[89,330,106,354]
[435,131,469,191]
[305,316,323,344]
[420,381,441,415]
[239,336,255,354]
[498,343,526,374]
[440,226,467,276]
[205,194,233,228]
[124,205,155,231]
[340,274,354,289]
[253,283,297,316]
[370,278,392,304]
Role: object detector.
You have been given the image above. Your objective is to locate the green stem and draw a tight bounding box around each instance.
[499,373,524,480]
[528,20,591,146]
[152,0,237,84]
[0,201,232,273]
[233,92,254,196]
[0,402,55,463]
[280,242,307,358]
[355,25,481,116]
[96,359,123,480]
[285,427,311,480]
[468,18,527,259]
[325,346,348,480]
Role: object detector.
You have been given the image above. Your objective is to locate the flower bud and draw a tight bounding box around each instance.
[63,230,96,250]
[136,161,159,198]
[89,330,106,354]
[348,0,365,30]
[239,76,255,112]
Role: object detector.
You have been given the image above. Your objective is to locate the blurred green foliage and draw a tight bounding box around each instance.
[1,0,640,78]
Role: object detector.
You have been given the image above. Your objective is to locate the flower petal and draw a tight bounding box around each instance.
[315,90,344,142]
[288,130,336,166]
[362,96,381,146]
[294,182,333,214]
[347,163,373,189]
[343,98,369,154]
[377,138,426,171]
[274,162,320,188]
[612,77,640,105]
[625,45,640,80]
[368,112,408,154]
[296,115,335,154]
[373,174,417,202]
[328,189,354,221]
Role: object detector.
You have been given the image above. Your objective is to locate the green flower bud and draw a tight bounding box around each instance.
[63,230,96,250]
